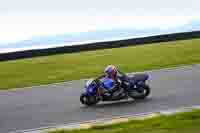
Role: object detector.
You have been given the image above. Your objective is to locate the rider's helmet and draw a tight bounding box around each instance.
[104,65,118,79]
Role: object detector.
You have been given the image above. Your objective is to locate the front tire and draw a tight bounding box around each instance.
[80,94,99,106]
[128,84,151,100]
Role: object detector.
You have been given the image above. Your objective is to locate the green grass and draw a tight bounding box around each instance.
[0,38,200,90]
[48,110,200,133]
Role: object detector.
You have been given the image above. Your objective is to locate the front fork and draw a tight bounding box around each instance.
[96,88,103,100]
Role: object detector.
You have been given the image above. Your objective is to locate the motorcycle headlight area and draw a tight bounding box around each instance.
[87,86,95,93]
[85,83,95,92]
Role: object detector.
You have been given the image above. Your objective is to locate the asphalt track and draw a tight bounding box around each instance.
[1,64,200,133]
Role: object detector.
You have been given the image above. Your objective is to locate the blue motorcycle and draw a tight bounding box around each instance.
[80,73,151,106]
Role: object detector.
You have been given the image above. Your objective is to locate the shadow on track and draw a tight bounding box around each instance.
[80,98,153,109]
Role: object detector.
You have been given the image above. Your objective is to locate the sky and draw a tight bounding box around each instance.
[0,0,199,43]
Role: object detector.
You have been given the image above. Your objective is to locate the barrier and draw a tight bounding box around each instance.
[0,31,200,62]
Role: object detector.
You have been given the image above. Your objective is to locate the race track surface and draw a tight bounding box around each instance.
[0,64,200,133]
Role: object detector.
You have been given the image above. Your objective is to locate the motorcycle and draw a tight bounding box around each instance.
[80,73,151,106]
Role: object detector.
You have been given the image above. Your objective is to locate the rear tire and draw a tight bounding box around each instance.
[80,94,99,106]
[128,84,151,100]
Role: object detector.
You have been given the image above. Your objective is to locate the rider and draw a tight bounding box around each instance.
[104,65,120,81]
[95,65,127,93]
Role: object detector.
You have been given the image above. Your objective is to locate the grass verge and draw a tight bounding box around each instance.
[48,109,200,133]
[0,38,200,90]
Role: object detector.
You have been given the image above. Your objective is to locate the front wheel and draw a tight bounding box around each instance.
[80,94,99,106]
[128,84,151,100]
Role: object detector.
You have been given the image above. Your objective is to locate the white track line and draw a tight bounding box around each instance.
[10,105,200,133]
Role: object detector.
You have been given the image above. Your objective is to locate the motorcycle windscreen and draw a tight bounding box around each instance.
[85,79,97,94]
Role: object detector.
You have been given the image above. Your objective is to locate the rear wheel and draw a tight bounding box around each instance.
[80,94,99,106]
[128,84,151,100]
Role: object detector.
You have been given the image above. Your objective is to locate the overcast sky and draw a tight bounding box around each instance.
[1,0,199,14]
[0,0,199,43]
